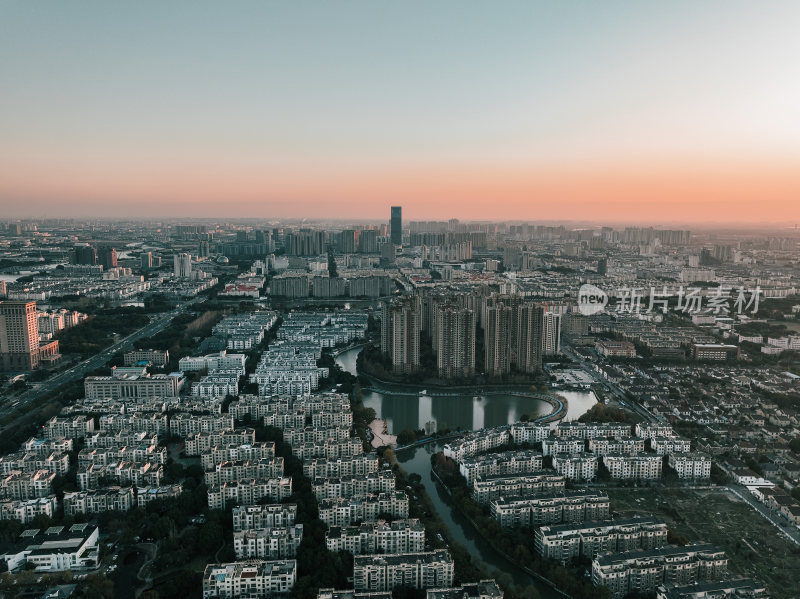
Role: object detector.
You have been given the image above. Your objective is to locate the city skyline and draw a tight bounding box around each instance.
[2,1,800,223]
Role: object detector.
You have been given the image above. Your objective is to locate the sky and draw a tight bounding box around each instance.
[1,1,799,224]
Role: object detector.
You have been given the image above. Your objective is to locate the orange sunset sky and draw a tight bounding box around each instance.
[1,1,799,224]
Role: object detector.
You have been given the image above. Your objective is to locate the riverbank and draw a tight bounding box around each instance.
[361,378,569,425]
[431,455,608,599]
[430,466,570,599]
[368,418,397,448]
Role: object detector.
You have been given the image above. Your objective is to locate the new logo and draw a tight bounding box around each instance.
[577,284,608,316]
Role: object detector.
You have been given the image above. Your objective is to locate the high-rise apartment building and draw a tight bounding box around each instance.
[381,296,421,374]
[483,302,513,376]
[542,311,562,356]
[358,230,379,254]
[517,303,544,374]
[97,246,118,270]
[435,304,476,379]
[390,207,402,246]
[174,253,192,278]
[73,244,97,266]
[0,300,59,370]
[338,230,359,254]
[141,252,153,270]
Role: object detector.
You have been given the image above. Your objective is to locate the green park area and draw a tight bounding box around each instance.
[607,487,800,599]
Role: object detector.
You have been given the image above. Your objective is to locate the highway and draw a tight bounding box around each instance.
[0,297,204,422]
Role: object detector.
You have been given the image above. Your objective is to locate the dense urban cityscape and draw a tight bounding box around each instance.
[3,1,800,598]
[0,212,798,599]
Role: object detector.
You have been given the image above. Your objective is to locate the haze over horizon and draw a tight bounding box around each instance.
[2,1,799,223]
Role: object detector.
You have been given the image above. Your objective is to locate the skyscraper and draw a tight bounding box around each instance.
[542,311,562,356]
[174,253,192,278]
[358,230,379,254]
[484,302,513,377]
[141,252,153,270]
[381,295,421,374]
[435,304,476,379]
[390,206,402,246]
[97,246,118,270]
[517,303,545,374]
[73,244,97,265]
[0,300,42,370]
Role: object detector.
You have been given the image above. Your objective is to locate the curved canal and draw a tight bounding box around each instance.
[335,347,597,597]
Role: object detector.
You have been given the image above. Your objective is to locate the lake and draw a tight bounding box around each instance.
[335,346,597,434]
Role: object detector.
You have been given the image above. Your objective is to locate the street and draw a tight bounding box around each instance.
[0,297,204,421]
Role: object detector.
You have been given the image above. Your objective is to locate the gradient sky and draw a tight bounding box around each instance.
[1,1,799,223]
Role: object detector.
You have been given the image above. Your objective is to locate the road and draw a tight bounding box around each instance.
[0,297,204,422]
[728,483,800,546]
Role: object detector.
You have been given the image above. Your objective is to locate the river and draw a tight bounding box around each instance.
[335,346,597,597]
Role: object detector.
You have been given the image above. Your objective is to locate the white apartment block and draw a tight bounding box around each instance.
[201,442,276,470]
[63,487,135,515]
[169,413,234,437]
[0,496,58,523]
[303,455,380,479]
[312,469,396,501]
[233,504,297,531]
[84,430,159,449]
[490,490,610,528]
[557,423,633,440]
[0,470,55,500]
[542,437,584,456]
[234,525,304,559]
[292,438,363,461]
[78,444,166,467]
[0,451,70,476]
[204,458,285,486]
[179,351,247,373]
[651,437,692,455]
[552,453,599,482]
[668,453,712,480]
[84,372,184,399]
[207,477,293,510]
[136,484,183,506]
[185,428,257,456]
[588,438,646,456]
[472,473,565,504]
[534,517,668,563]
[23,437,74,456]
[326,519,425,555]
[508,422,550,444]
[603,453,663,480]
[202,560,297,598]
[264,411,307,430]
[44,416,95,440]
[353,549,454,592]
[312,410,354,428]
[97,413,169,435]
[442,428,510,463]
[635,424,676,439]
[459,450,544,486]
[592,545,727,599]
[77,462,163,490]
[284,425,351,446]
[318,492,410,527]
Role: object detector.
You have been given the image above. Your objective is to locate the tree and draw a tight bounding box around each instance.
[396,429,418,446]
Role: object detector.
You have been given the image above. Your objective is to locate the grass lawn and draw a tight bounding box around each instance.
[607,487,800,599]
